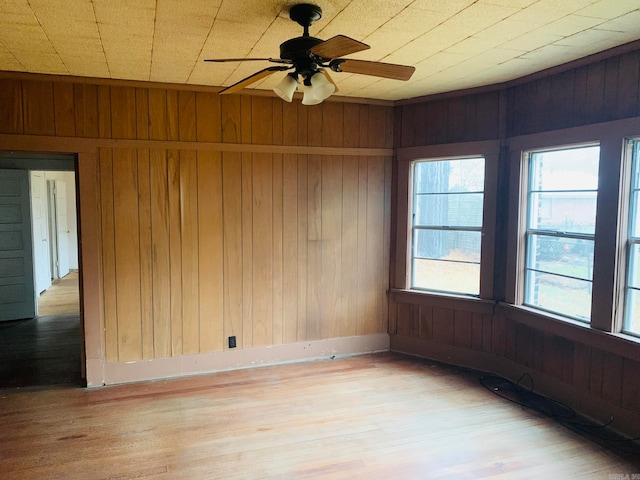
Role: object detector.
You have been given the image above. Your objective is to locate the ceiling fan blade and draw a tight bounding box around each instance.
[219,66,291,95]
[332,59,415,81]
[309,35,369,60]
[322,70,339,94]
[205,58,292,64]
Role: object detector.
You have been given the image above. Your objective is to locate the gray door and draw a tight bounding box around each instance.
[0,169,35,321]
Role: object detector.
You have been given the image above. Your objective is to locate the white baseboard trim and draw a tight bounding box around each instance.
[99,334,390,386]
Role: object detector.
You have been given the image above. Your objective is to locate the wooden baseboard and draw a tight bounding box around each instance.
[390,334,640,439]
[96,334,390,386]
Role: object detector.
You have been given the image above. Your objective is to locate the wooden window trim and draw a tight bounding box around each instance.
[394,140,500,300]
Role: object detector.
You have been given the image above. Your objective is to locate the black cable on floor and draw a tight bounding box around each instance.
[479,374,640,459]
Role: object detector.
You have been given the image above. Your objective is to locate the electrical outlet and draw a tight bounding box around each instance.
[228,336,236,349]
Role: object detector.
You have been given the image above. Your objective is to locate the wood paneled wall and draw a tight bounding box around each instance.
[98,148,390,362]
[390,298,640,432]
[395,47,640,147]
[0,75,393,365]
[395,91,501,147]
[391,44,640,436]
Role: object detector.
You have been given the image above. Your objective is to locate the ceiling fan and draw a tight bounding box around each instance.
[204,3,415,105]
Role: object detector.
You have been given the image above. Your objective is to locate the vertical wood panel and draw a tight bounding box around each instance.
[621,358,640,411]
[572,66,589,126]
[198,151,224,352]
[252,154,274,347]
[282,154,298,343]
[150,149,171,357]
[601,352,623,405]
[584,62,605,125]
[148,89,168,140]
[356,155,368,335]
[0,79,23,133]
[602,56,619,122]
[454,309,473,349]
[166,91,179,141]
[22,80,55,135]
[180,150,200,355]
[432,307,454,344]
[222,153,243,349]
[296,155,308,341]
[168,150,183,355]
[306,155,322,341]
[53,82,75,136]
[195,92,221,142]
[573,342,592,392]
[135,88,149,140]
[491,314,506,356]
[396,302,414,337]
[321,156,343,339]
[589,347,605,398]
[178,91,197,142]
[221,95,241,143]
[97,85,112,138]
[365,157,385,334]
[74,83,98,137]
[272,153,284,345]
[137,148,153,359]
[342,156,358,337]
[615,52,639,119]
[110,86,137,139]
[418,305,433,340]
[242,153,253,347]
[251,97,273,145]
[99,148,118,362]
[112,148,142,361]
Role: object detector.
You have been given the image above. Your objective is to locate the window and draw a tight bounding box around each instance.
[523,145,600,321]
[411,157,485,295]
[624,139,640,337]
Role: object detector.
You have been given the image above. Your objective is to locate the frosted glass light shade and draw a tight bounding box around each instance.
[274,74,298,102]
[301,71,335,105]
[310,71,335,101]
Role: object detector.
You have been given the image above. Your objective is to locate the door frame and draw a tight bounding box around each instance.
[0,150,95,384]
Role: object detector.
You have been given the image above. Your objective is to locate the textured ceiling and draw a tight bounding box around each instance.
[1,0,639,101]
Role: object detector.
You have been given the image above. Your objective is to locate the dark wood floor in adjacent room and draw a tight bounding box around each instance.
[0,271,81,388]
[1,353,638,479]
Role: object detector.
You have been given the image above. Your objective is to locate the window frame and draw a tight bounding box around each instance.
[410,155,486,296]
[505,120,640,336]
[623,137,640,337]
[394,140,500,300]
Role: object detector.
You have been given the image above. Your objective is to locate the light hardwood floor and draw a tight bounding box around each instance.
[37,270,80,317]
[2,353,638,479]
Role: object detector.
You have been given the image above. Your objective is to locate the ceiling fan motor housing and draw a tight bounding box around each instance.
[281,4,326,75]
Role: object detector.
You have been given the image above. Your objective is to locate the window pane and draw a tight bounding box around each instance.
[413,258,479,295]
[411,156,484,296]
[624,288,640,336]
[414,229,481,262]
[625,140,640,336]
[524,270,591,321]
[529,146,599,192]
[524,144,598,321]
[526,235,593,281]
[414,193,484,227]
[414,157,484,194]
[529,191,597,234]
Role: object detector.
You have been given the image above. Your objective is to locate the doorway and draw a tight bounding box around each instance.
[0,154,83,388]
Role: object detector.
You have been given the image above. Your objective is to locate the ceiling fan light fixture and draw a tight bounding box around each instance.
[301,70,335,105]
[274,73,298,102]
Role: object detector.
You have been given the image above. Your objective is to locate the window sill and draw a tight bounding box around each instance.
[496,303,640,362]
[390,288,496,314]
